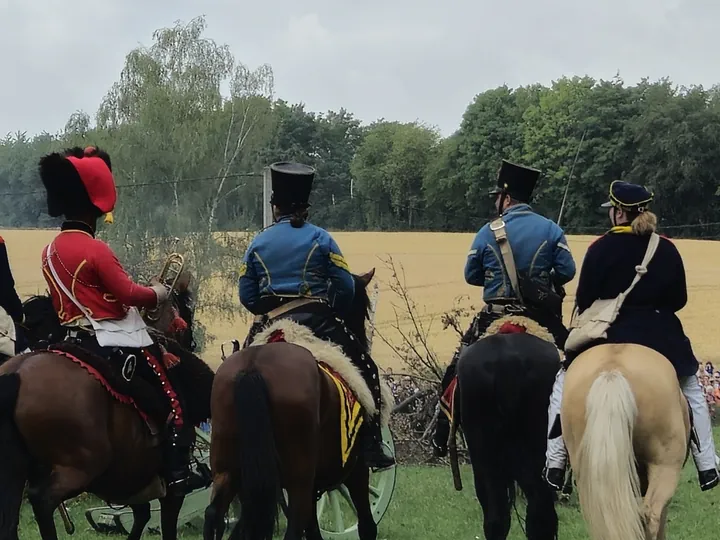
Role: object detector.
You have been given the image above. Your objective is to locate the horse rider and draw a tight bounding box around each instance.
[38,145,205,495]
[0,235,28,357]
[432,160,577,457]
[239,161,395,471]
[543,180,719,492]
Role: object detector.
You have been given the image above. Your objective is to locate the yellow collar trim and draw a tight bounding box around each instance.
[609,225,632,234]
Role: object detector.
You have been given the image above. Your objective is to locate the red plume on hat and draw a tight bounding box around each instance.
[39,146,117,218]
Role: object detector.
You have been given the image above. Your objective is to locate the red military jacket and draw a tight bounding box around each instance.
[41,224,159,325]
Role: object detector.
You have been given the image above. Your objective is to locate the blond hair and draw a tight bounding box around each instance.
[631,210,657,235]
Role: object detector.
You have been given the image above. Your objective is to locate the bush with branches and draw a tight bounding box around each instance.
[375,255,476,464]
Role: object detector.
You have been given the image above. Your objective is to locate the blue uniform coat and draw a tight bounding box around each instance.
[238,217,355,316]
[465,204,576,303]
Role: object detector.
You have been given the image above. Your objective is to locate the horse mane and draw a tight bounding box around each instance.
[173,289,196,352]
[344,274,371,351]
[147,328,214,425]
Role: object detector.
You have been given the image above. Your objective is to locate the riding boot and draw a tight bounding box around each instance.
[361,413,395,471]
[544,368,567,491]
[679,375,720,491]
[162,421,210,496]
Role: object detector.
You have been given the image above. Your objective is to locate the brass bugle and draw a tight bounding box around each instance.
[145,252,185,322]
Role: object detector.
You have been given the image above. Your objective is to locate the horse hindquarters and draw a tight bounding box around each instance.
[0,373,25,539]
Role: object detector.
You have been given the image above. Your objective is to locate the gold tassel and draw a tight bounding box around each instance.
[104,212,114,224]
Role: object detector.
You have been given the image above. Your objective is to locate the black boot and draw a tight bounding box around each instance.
[163,425,210,496]
[543,467,566,491]
[699,469,719,491]
[362,415,395,471]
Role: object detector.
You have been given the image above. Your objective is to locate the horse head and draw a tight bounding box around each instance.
[345,268,376,351]
[148,269,197,352]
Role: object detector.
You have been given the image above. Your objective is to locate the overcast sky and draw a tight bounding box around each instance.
[1,0,716,138]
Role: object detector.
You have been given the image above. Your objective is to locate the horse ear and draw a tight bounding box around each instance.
[175,271,192,293]
[358,268,376,287]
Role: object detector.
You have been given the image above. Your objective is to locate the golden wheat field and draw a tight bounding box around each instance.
[3,228,720,370]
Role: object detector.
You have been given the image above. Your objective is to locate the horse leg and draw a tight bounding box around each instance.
[344,465,377,540]
[27,464,97,540]
[127,503,151,540]
[304,498,323,540]
[284,478,316,540]
[159,495,185,540]
[642,465,681,540]
[204,472,235,540]
[515,456,558,540]
[464,429,512,540]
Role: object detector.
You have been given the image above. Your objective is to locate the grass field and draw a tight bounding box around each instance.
[4,229,720,370]
[16,448,720,539]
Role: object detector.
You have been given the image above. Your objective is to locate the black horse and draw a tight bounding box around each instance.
[452,325,560,540]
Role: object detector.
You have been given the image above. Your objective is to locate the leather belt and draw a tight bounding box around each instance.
[483,302,524,315]
[253,297,325,324]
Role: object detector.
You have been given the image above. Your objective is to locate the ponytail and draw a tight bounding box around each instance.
[289,208,309,228]
[631,211,657,236]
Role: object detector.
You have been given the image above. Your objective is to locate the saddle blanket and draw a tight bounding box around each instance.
[250,318,394,466]
[440,315,556,426]
[47,341,175,433]
[319,362,365,465]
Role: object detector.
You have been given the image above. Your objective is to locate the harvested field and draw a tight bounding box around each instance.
[4,228,719,369]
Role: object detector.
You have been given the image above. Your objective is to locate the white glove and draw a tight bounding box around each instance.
[151,284,169,305]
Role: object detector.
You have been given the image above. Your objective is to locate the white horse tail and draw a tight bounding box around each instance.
[576,369,643,540]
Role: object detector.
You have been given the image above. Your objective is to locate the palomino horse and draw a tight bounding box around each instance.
[561,343,690,540]
[203,269,394,540]
[0,273,214,540]
[448,316,560,540]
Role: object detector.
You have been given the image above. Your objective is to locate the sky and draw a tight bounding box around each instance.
[1,0,717,139]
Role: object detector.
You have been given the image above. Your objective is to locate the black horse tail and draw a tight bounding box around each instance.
[229,367,280,540]
[0,373,27,537]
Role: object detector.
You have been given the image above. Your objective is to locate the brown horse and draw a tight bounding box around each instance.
[0,274,215,540]
[561,343,690,540]
[202,269,394,540]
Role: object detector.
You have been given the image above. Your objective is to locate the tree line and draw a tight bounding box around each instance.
[2,16,720,239]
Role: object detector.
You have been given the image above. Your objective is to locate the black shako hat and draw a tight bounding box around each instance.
[488,159,541,203]
[269,161,315,209]
[600,180,654,212]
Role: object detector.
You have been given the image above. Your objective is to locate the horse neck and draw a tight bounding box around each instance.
[343,302,369,351]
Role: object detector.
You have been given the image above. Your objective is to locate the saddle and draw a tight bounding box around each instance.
[47,339,172,435]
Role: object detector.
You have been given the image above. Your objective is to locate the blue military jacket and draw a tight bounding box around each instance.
[465,204,576,302]
[238,217,355,316]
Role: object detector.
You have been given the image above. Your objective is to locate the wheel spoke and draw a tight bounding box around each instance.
[338,486,355,510]
[330,492,345,532]
[317,493,327,519]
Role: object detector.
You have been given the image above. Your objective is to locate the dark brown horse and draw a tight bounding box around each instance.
[0,274,214,540]
[203,269,391,540]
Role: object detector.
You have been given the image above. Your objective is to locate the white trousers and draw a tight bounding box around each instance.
[681,375,718,471]
[545,369,567,469]
[545,371,718,473]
